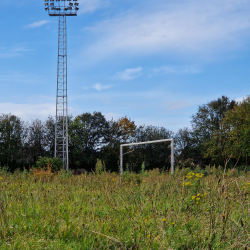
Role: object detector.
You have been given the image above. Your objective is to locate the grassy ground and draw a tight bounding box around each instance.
[0,166,249,249]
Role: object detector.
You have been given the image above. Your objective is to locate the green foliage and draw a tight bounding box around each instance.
[35,156,63,172]
[205,96,250,168]
[124,125,173,172]
[2,94,250,172]
[95,159,106,175]
[0,114,24,171]
[190,96,236,165]
[141,161,146,174]
[69,112,109,171]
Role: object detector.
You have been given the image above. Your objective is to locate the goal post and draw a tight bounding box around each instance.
[120,139,174,175]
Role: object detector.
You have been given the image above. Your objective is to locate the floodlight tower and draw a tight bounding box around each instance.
[45,0,79,171]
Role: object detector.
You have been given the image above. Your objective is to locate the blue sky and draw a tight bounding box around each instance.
[0,0,250,131]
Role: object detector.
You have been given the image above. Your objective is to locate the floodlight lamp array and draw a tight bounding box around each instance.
[44,0,79,16]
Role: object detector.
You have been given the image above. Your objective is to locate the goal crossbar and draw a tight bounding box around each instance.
[120,139,174,175]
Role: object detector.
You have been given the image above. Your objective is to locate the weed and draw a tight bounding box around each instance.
[0,168,249,249]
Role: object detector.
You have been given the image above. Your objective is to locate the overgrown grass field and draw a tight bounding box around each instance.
[0,167,249,249]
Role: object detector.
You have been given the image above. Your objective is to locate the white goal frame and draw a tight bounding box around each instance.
[120,139,174,175]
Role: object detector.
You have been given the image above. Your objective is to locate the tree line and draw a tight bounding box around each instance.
[0,95,250,172]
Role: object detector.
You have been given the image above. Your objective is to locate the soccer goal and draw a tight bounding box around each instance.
[120,139,174,175]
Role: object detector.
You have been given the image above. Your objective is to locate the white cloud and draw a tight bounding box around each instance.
[161,101,192,110]
[152,66,202,75]
[114,67,142,80]
[103,112,121,121]
[0,103,78,121]
[0,71,41,84]
[0,46,30,58]
[82,0,250,61]
[235,96,245,103]
[78,0,108,14]
[93,83,113,91]
[25,20,50,29]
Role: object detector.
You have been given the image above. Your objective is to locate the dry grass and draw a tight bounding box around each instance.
[0,166,249,249]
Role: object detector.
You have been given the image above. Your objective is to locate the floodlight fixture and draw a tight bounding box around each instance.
[45,0,79,171]
[44,0,79,16]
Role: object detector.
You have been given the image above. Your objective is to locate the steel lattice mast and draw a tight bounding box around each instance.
[45,0,79,171]
[55,16,68,170]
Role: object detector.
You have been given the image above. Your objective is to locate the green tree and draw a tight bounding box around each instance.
[23,119,47,165]
[174,127,199,165]
[124,125,173,172]
[191,96,236,165]
[102,116,137,172]
[218,97,250,167]
[69,112,109,171]
[0,114,24,170]
[44,116,56,158]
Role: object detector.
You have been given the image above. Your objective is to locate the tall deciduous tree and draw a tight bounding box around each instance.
[23,119,47,165]
[69,112,109,170]
[117,116,137,142]
[219,97,250,167]
[102,116,137,171]
[191,96,236,164]
[0,114,24,170]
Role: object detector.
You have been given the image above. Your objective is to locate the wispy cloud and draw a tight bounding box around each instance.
[161,101,192,110]
[0,46,30,58]
[93,83,113,91]
[0,71,41,84]
[114,67,142,80]
[82,0,250,62]
[25,20,50,29]
[0,103,78,121]
[152,66,202,75]
[78,0,108,14]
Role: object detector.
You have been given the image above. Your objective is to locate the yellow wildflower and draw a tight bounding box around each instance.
[183,182,192,186]
[162,218,166,222]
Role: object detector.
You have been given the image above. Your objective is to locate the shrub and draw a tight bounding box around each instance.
[95,159,106,174]
[35,156,63,172]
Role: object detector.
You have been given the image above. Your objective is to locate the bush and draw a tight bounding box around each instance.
[35,156,64,172]
[95,159,106,174]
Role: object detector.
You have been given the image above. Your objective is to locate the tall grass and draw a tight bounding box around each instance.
[0,166,249,249]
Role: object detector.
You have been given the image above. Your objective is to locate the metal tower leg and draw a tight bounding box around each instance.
[55,15,69,171]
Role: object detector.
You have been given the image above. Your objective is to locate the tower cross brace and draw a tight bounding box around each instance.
[55,16,69,170]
